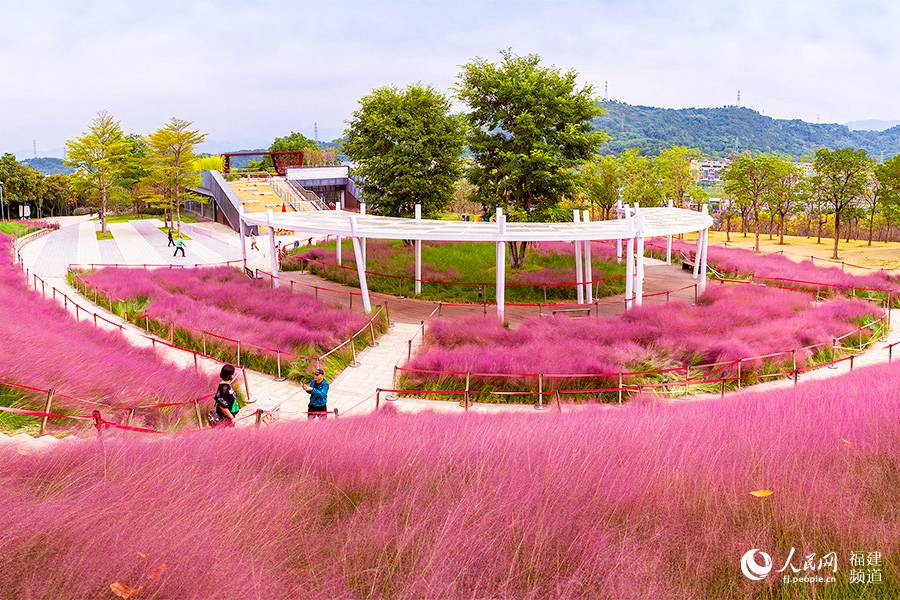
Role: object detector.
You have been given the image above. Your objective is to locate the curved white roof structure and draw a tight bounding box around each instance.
[240,203,713,319]
[241,206,712,242]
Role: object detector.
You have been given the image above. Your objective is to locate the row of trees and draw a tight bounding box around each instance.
[0,154,76,218]
[64,113,206,234]
[721,149,900,258]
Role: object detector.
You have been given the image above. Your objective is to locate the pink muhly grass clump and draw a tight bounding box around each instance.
[82,266,368,353]
[646,237,900,292]
[0,362,896,598]
[409,286,880,377]
[0,236,214,414]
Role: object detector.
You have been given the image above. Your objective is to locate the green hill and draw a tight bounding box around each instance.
[20,157,74,175]
[595,101,900,159]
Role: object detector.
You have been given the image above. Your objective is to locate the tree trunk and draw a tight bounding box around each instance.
[100,177,108,234]
[753,207,761,253]
[507,241,528,269]
[725,214,732,242]
[769,213,775,240]
[817,217,823,244]
[832,211,841,259]
[779,213,786,245]
[868,207,876,246]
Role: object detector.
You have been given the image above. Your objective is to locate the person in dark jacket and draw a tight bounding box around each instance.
[303,368,329,420]
[213,364,239,427]
[167,228,175,247]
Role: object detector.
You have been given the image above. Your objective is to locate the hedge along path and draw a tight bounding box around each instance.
[15,244,318,423]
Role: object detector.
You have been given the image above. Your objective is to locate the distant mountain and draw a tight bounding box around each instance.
[21,157,74,175]
[595,101,900,159]
[846,119,900,132]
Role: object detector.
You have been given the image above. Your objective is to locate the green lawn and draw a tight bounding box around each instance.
[159,227,192,241]
[0,222,44,238]
[284,239,626,303]
[103,213,200,224]
[95,230,114,241]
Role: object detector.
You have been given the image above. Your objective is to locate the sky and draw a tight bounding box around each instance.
[1,0,898,158]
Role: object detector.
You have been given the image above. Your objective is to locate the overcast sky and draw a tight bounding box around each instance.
[2,0,898,158]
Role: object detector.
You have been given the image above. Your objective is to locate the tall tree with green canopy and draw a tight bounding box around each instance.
[656,146,700,207]
[811,147,872,258]
[144,117,207,231]
[457,50,606,268]
[722,153,780,252]
[0,155,44,217]
[40,174,74,216]
[65,112,132,234]
[871,155,900,245]
[764,157,804,245]
[344,84,465,219]
[619,148,662,207]
[580,153,620,219]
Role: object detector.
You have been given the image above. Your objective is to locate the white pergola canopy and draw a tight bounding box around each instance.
[240,203,713,319]
[241,206,712,242]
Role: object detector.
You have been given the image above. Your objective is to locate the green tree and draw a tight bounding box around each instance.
[457,50,606,268]
[811,148,873,258]
[657,146,700,207]
[765,158,804,245]
[580,153,620,219]
[619,148,662,207]
[722,153,781,252]
[65,112,133,233]
[871,155,900,245]
[0,154,45,217]
[40,174,74,216]
[344,85,464,219]
[144,117,207,230]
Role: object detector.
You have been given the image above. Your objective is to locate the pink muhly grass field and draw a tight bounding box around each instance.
[0,362,895,598]
[0,235,214,416]
[81,266,368,353]
[407,285,880,380]
[644,237,900,292]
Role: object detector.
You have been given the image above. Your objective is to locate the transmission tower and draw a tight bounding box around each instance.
[604,81,608,100]
[314,122,319,144]
[33,139,37,158]
[736,89,741,107]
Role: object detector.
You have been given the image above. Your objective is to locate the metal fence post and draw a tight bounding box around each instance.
[242,367,252,403]
[275,351,284,381]
[618,371,623,404]
[193,399,203,429]
[537,373,544,409]
[350,337,358,367]
[236,340,241,366]
[464,371,471,411]
[39,388,55,435]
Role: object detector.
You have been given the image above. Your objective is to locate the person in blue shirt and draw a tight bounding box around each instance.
[303,368,329,420]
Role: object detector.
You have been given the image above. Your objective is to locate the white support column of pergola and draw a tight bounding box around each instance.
[414,204,422,295]
[692,214,705,280]
[267,209,279,288]
[359,202,367,269]
[624,205,635,311]
[666,199,673,265]
[349,215,372,314]
[573,210,585,304]
[495,208,506,320]
[699,203,710,292]
[239,210,248,272]
[582,209,593,303]
[634,208,645,307]
[615,198,623,261]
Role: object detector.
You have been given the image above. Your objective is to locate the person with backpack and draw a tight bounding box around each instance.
[174,235,186,257]
[211,364,240,427]
[167,228,175,247]
[303,368,329,420]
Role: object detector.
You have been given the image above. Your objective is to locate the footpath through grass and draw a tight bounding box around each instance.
[284,238,627,304]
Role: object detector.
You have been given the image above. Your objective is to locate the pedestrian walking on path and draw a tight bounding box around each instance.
[173,236,186,257]
[303,368,330,420]
[167,228,175,247]
[249,234,259,251]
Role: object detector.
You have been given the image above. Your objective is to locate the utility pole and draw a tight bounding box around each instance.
[0,182,5,222]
